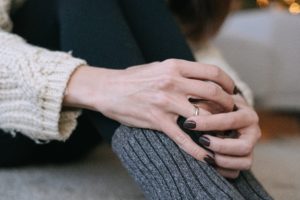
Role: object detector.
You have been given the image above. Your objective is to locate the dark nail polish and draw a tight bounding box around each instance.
[204,155,216,166]
[183,120,196,129]
[233,86,242,95]
[233,104,239,112]
[198,136,210,147]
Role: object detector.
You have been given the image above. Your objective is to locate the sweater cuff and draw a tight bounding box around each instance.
[37,54,86,141]
[0,46,86,141]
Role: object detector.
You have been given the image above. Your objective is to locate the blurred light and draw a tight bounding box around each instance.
[284,0,296,5]
[257,0,270,8]
[289,2,300,14]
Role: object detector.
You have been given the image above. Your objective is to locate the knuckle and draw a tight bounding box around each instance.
[152,92,170,107]
[207,84,220,98]
[208,65,222,79]
[191,146,204,160]
[199,120,208,130]
[215,155,228,167]
[240,141,253,155]
[226,117,237,128]
[213,142,223,153]
[256,129,262,140]
[246,108,259,124]
[243,158,253,170]
[175,134,190,147]
[163,59,180,73]
[156,75,176,90]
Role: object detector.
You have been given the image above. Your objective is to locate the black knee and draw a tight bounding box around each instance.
[0,132,36,167]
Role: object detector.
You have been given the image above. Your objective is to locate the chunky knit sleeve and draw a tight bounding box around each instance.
[0,0,86,141]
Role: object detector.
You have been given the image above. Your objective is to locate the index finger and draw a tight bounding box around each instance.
[162,119,210,161]
[201,125,260,156]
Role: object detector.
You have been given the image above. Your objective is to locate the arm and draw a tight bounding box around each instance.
[2,1,254,176]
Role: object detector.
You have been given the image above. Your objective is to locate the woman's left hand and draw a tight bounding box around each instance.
[184,95,261,179]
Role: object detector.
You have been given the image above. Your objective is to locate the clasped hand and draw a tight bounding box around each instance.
[64,59,261,179]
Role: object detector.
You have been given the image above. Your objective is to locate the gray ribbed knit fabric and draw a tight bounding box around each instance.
[112,125,273,200]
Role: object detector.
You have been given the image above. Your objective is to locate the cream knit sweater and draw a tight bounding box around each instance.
[0,0,252,142]
[0,0,86,141]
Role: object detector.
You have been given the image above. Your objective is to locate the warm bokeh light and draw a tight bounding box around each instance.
[254,0,300,15]
[284,0,296,5]
[289,2,300,14]
[257,0,270,7]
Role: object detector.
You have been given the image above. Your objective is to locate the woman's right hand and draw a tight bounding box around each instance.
[64,59,236,161]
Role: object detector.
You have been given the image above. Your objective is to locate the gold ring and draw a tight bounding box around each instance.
[193,105,200,116]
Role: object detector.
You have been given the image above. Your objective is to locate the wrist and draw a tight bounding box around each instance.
[63,66,112,111]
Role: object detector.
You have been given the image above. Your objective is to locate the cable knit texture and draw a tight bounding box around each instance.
[0,0,86,141]
[0,0,253,141]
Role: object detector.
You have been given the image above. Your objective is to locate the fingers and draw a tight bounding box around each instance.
[202,135,252,156]
[161,119,212,161]
[164,59,235,94]
[214,153,252,179]
[198,126,260,156]
[185,106,259,131]
[179,79,235,112]
[215,153,253,171]
[166,95,211,119]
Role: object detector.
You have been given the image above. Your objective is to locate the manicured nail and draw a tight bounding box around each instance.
[198,136,210,147]
[204,155,216,166]
[233,104,239,112]
[233,86,242,95]
[183,120,196,129]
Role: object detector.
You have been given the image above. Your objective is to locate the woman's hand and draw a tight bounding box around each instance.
[184,95,261,178]
[63,59,236,162]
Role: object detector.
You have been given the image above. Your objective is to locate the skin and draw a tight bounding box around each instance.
[63,58,261,179]
[187,95,260,178]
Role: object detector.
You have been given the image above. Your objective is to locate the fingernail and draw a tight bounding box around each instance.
[204,155,216,166]
[183,120,196,129]
[233,104,239,112]
[198,136,210,147]
[233,86,242,95]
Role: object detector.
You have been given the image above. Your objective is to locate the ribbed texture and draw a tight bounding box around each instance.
[112,125,273,200]
[0,0,86,141]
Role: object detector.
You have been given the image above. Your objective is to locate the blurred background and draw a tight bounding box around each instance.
[0,1,299,200]
[214,0,300,199]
